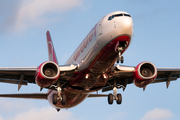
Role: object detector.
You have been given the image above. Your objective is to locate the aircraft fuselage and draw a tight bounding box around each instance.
[48,11,133,108]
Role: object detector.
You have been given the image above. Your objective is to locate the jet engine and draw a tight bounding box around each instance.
[35,61,60,88]
[133,62,157,88]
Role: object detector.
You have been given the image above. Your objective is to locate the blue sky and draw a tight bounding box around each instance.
[0,0,180,120]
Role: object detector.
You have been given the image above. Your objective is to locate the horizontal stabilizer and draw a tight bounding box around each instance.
[0,93,47,100]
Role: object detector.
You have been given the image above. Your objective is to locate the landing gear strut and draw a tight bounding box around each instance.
[52,80,66,105]
[108,79,124,105]
[52,87,66,105]
[108,87,122,105]
[116,47,124,64]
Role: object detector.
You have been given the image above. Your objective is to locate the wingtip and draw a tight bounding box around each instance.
[46,30,50,34]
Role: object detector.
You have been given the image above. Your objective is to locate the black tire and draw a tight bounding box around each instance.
[116,93,122,104]
[121,56,124,63]
[108,93,113,105]
[117,57,119,63]
[61,94,66,105]
[52,94,57,105]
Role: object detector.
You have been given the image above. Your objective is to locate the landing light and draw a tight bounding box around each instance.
[103,74,107,79]
[85,74,89,79]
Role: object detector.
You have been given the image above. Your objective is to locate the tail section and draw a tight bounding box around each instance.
[46,31,58,64]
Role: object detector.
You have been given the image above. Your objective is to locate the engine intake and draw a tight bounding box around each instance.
[35,61,60,88]
[133,62,157,88]
[42,63,58,78]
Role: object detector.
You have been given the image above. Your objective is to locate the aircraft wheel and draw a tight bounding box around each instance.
[108,93,113,105]
[116,57,119,63]
[61,94,66,105]
[121,56,124,63]
[52,94,57,105]
[116,93,122,104]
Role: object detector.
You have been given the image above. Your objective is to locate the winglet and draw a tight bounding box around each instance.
[46,31,58,64]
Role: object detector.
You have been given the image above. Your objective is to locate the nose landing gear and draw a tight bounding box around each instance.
[116,41,128,64]
[117,54,124,64]
[116,46,124,64]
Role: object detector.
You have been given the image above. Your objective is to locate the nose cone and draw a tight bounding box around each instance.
[109,17,133,39]
[123,18,133,29]
[117,17,133,36]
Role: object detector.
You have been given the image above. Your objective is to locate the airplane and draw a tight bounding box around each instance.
[0,11,180,111]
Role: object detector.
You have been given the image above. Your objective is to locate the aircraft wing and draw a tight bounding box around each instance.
[0,65,78,90]
[102,65,180,92]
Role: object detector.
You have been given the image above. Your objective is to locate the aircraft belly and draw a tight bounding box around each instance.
[68,35,131,91]
[48,90,88,109]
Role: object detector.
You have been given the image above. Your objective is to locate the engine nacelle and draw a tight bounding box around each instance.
[35,61,60,88]
[133,61,157,88]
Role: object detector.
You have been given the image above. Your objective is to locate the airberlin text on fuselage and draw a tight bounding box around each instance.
[74,24,97,61]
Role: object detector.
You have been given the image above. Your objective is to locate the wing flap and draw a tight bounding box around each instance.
[152,78,177,84]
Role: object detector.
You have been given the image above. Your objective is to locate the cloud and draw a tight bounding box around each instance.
[10,107,74,120]
[0,0,83,32]
[0,116,4,120]
[0,99,34,113]
[141,108,174,120]
[0,99,78,120]
[0,1,21,33]
[106,112,128,120]
[0,99,74,120]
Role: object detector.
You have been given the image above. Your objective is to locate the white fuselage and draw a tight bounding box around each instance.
[66,11,133,70]
[48,11,133,109]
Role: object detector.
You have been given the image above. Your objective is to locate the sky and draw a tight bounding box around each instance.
[0,0,180,120]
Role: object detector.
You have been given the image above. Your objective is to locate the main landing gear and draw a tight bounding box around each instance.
[108,79,124,105]
[52,87,66,105]
[108,87,122,105]
[52,80,66,105]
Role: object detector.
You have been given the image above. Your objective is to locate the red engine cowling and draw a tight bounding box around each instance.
[133,61,157,88]
[35,61,60,88]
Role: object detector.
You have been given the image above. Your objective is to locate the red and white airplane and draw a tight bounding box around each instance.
[0,11,180,111]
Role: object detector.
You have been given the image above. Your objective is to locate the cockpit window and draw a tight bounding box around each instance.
[124,14,131,17]
[108,13,131,20]
[115,14,123,17]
